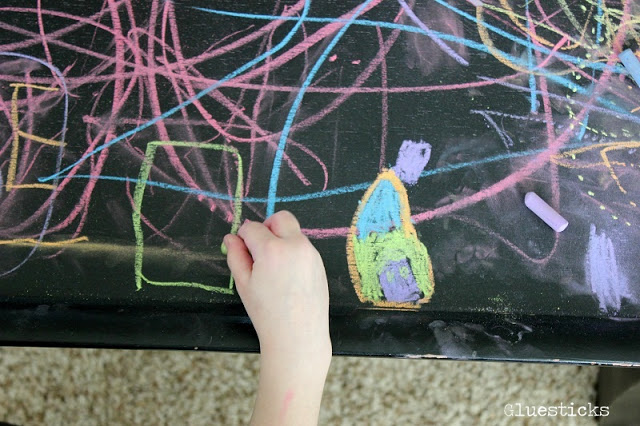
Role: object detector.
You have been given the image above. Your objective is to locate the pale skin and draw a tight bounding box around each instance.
[223,210,332,426]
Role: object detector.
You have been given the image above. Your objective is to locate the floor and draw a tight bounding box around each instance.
[0,347,598,425]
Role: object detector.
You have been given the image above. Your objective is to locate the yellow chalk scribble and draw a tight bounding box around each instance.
[552,141,640,194]
[492,0,588,50]
[0,237,89,246]
[6,83,65,191]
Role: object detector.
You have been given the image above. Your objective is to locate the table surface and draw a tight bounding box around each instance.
[1,0,639,365]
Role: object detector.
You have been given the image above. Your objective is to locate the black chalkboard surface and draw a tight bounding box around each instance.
[1,0,639,364]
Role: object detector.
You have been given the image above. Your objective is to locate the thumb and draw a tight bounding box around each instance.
[224,234,253,287]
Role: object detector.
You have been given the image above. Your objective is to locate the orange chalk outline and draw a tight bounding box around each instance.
[346,169,434,310]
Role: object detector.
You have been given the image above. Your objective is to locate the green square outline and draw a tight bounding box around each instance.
[132,141,243,293]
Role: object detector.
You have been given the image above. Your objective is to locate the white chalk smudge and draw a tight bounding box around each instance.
[584,224,632,312]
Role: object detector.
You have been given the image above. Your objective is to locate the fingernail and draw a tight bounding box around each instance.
[223,235,230,245]
[243,219,251,225]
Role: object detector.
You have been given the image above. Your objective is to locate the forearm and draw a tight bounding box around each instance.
[250,349,331,426]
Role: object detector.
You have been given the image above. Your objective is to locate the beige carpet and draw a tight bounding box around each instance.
[0,347,598,425]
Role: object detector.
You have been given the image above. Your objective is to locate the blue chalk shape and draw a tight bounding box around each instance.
[619,49,640,88]
[355,179,403,239]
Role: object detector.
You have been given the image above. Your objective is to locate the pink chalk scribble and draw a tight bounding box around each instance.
[0,0,638,290]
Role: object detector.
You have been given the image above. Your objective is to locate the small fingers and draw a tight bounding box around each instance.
[224,234,252,287]
[237,219,277,259]
[263,210,301,238]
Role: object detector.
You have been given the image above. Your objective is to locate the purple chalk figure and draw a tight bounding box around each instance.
[392,140,432,185]
[379,258,421,302]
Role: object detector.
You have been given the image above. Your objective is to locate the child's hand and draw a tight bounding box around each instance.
[224,211,331,425]
[223,210,331,362]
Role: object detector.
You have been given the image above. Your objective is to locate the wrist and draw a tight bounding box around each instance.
[251,346,331,426]
[260,339,332,364]
[260,344,331,379]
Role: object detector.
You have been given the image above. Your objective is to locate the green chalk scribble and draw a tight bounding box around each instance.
[132,141,243,293]
[351,229,434,302]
